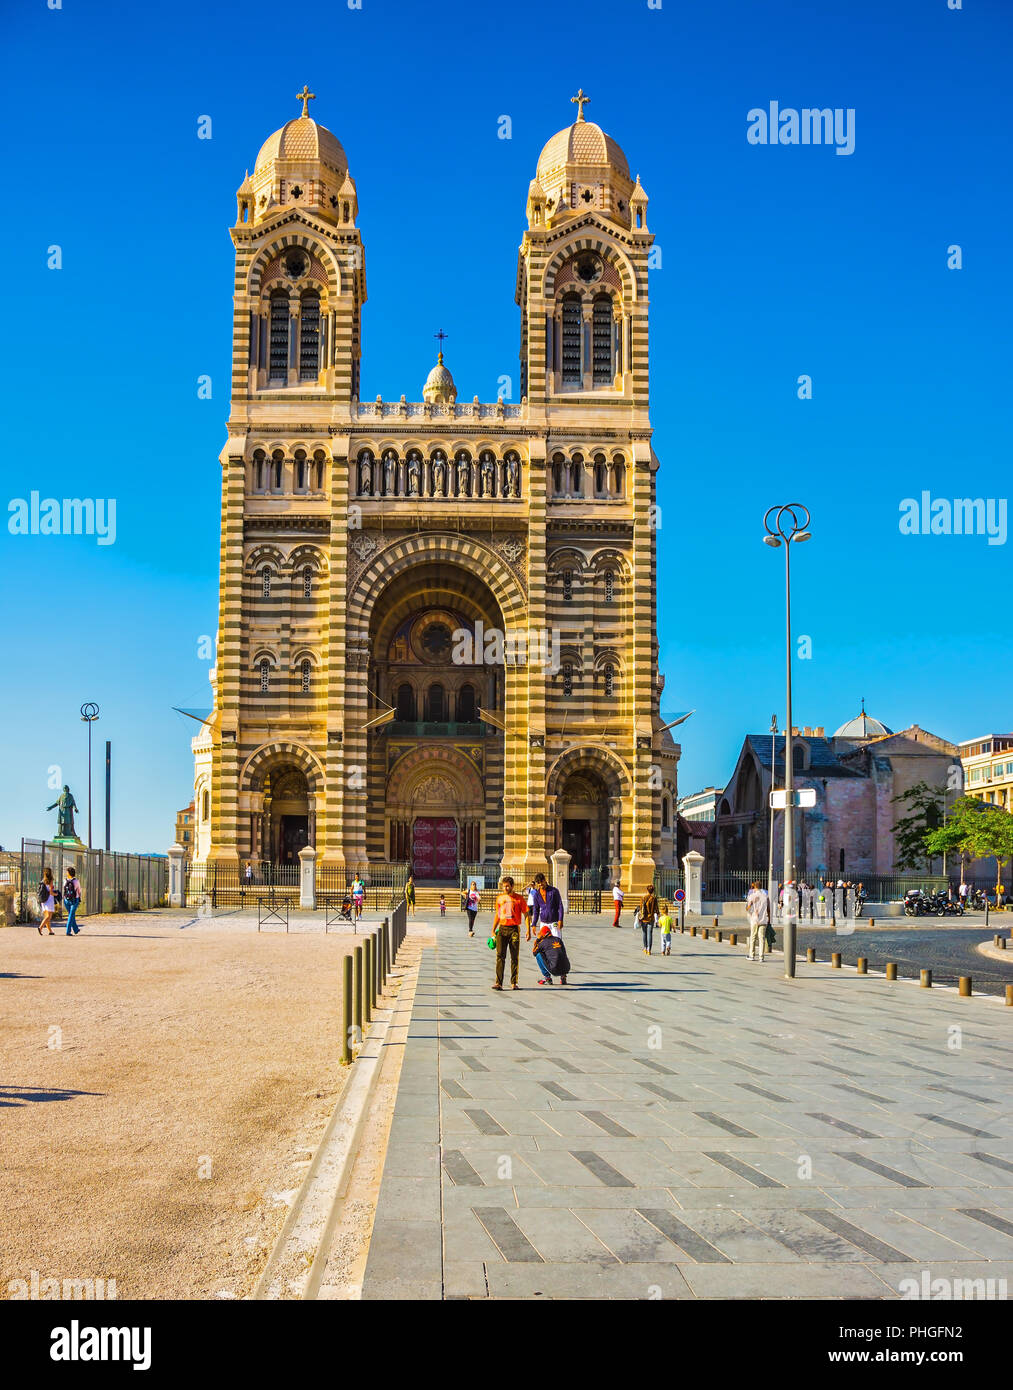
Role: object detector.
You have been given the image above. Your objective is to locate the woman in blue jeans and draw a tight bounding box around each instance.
[63,866,82,935]
[637,888,659,955]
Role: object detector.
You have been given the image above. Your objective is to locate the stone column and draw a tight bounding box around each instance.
[299,844,317,910]
[550,848,571,915]
[167,844,186,908]
[683,850,704,914]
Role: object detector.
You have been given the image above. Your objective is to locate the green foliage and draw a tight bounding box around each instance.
[891,782,945,871]
[926,796,1013,888]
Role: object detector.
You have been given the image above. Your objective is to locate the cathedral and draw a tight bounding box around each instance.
[192,87,679,892]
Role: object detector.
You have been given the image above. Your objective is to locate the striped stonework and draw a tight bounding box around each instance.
[194,101,678,893]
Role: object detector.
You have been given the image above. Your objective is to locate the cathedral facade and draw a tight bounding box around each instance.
[193,89,678,891]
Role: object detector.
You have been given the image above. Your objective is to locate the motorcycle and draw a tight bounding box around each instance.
[904,888,929,917]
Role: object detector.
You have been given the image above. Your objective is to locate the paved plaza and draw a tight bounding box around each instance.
[363,914,1013,1300]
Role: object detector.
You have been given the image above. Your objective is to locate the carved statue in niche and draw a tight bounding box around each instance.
[432,454,446,496]
[506,455,519,496]
[481,455,494,497]
[407,455,421,496]
[456,454,470,496]
[383,452,396,495]
[359,456,372,494]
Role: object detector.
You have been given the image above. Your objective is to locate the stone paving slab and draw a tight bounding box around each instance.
[361,915,1012,1300]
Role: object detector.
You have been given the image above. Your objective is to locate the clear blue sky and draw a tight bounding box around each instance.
[2,0,1010,851]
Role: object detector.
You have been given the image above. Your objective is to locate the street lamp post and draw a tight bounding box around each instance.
[80,703,100,847]
[767,713,778,909]
[763,504,811,978]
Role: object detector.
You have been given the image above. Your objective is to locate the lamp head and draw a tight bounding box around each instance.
[793,530,812,543]
[763,535,782,548]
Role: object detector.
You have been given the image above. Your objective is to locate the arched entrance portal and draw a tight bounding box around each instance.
[262,765,310,864]
[365,554,508,873]
[547,746,632,884]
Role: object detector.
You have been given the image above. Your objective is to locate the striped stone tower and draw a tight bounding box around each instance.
[193,88,679,895]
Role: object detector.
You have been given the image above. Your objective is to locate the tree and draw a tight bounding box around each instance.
[926,797,1013,892]
[891,782,945,872]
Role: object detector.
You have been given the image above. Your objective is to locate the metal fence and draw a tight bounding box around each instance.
[459,863,502,891]
[319,861,408,914]
[13,839,168,921]
[700,868,1006,903]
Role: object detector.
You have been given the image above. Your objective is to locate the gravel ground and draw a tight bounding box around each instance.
[0,910,373,1300]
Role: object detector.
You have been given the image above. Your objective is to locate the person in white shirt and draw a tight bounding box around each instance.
[612,880,624,928]
[745,882,770,962]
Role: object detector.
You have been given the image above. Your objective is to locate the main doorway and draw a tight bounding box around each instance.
[412,816,458,880]
[562,819,592,870]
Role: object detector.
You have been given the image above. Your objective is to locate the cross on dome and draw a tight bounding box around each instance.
[296,85,316,117]
[571,88,590,122]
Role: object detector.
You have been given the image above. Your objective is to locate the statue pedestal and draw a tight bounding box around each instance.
[50,836,87,852]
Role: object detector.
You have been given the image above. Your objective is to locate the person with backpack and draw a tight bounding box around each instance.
[63,866,82,935]
[745,881,770,962]
[37,867,57,935]
[637,887,659,955]
[532,924,570,986]
[463,880,481,936]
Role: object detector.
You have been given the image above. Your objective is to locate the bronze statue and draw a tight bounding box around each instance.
[46,784,79,841]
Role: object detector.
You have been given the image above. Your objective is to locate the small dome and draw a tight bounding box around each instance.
[834,709,893,740]
[423,351,457,404]
[536,119,630,182]
[255,116,348,177]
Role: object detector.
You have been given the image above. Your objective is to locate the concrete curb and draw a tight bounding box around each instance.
[975,939,1013,965]
[251,947,422,1300]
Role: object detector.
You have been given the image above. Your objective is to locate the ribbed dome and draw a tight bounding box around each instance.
[255,116,348,175]
[423,352,457,404]
[834,710,893,740]
[536,120,630,181]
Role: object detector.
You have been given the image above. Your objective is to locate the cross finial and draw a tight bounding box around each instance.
[296,85,316,118]
[434,328,449,362]
[571,88,590,122]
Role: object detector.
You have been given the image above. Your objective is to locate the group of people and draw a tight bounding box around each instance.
[488,874,570,989]
[35,866,83,936]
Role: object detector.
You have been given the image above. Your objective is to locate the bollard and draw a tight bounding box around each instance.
[690,925,697,937]
[1006,984,1013,1006]
[995,935,1002,948]
[363,937,372,1023]
[381,917,389,989]
[886,962,897,981]
[806,947,816,963]
[342,955,353,1064]
[959,976,972,997]
[831,952,842,968]
[712,916,719,930]
[354,945,363,1041]
[857,957,867,974]
[716,930,723,943]
[703,928,709,940]
[1002,938,1008,950]
[869,917,875,927]
[373,930,380,1003]
[730,933,737,946]
[920,968,932,988]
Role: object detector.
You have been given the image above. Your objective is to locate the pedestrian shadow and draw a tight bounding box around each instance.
[0,1085,104,1107]
[0,972,45,979]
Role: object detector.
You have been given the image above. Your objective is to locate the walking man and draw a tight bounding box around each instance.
[492,876,530,991]
[746,881,770,962]
[612,879,624,928]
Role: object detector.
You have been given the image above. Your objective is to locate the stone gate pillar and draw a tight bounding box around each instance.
[683,850,704,914]
[167,844,186,908]
[550,847,571,915]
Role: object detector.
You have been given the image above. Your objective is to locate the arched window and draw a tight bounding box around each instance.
[303,566,312,599]
[592,294,613,384]
[294,450,307,490]
[552,454,564,495]
[261,568,271,599]
[457,684,476,723]
[269,292,289,381]
[260,659,270,692]
[301,659,311,693]
[426,683,445,722]
[396,683,415,721]
[313,451,326,490]
[202,790,210,821]
[662,798,670,829]
[792,745,806,773]
[562,569,573,601]
[254,450,266,491]
[594,455,606,494]
[561,294,581,384]
[299,293,320,381]
[603,665,615,697]
[604,568,614,603]
[612,458,625,497]
[562,663,573,697]
[570,456,583,495]
[272,451,284,490]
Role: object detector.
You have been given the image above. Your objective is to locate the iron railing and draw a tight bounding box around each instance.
[16,839,168,921]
